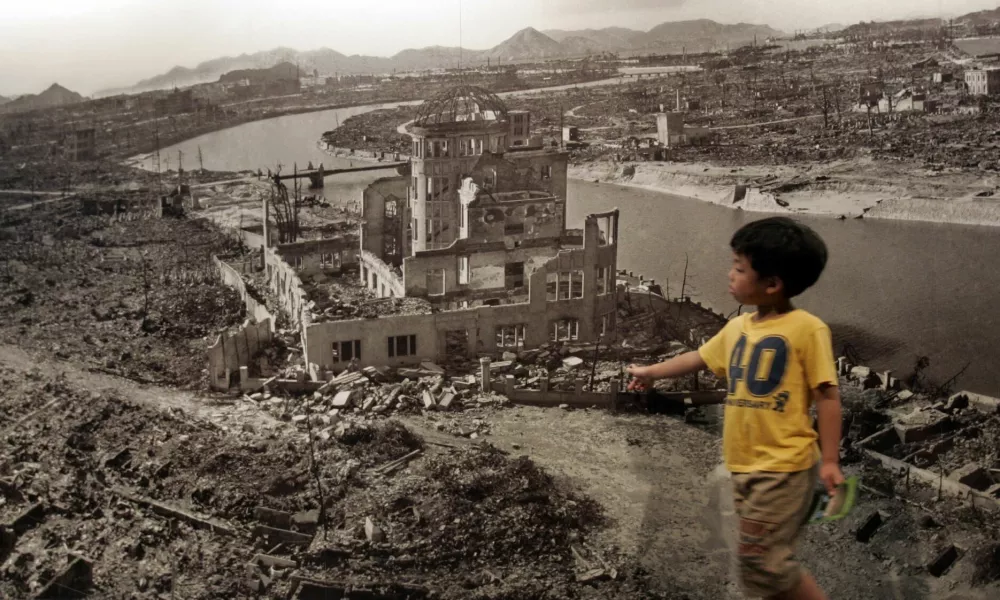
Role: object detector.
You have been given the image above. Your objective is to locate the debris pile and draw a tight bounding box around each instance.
[0,202,246,387]
[0,366,675,599]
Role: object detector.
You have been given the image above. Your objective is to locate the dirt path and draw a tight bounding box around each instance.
[0,343,283,437]
[403,407,1000,600]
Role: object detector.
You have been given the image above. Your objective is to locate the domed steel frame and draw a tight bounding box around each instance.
[413,85,509,127]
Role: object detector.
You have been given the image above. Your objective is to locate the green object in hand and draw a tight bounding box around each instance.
[807,476,859,525]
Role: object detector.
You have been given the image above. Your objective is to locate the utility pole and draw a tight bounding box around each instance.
[197,145,204,172]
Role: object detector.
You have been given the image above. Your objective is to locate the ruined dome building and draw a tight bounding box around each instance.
[250,85,621,380]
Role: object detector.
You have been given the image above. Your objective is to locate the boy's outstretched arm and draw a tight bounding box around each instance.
[627,351,708,388]
[814,383,845,495]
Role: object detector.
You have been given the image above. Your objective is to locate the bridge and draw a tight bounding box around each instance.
[271,162,409,189]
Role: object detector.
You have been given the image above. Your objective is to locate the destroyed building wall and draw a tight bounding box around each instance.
[207,318,273,391]
[468,150,569,212]
[460,187,565,243]
[409,119,510,252]
[360,250,405,298]
[303,211,619,373]
[264,247,310,329]
[400,241,560,305]
[360,176,408,266]
[965,68,1000,96]
[213,255,274,326]
[275,238,357,276]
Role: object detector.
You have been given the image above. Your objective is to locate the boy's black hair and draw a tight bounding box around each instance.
[730,217,828,298]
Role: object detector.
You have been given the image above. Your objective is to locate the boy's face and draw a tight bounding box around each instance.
[728,252,781,305]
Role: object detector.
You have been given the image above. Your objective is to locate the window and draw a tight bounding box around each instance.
[496,324,526,348]
[427,269,445,296]
[597,314,611,336]
[362,266,369,283]
[333,340,361,363]
[541,165,552,180]
[290,255,303,269]
[385,200,397,218]
[384,237,399,257]
[412,177,418,200]
[413,218,419,242]
[546,272,558,301]
[388,334,417,358]
[571,271,583,298]
[505,262,525,289]
[458,256,470,284]
[550,319,580,342]
[547,271,584,301]
[596,266,610,295]
[504,222,525,235]
[320,252,340,268]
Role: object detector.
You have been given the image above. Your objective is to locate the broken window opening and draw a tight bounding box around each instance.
[504,222,525,236]
[546,272,558,302]
[335,340,361,363]
[597,215,616,246]
[385,200,397,218]
[384,237,399,258]
[550,319,580,342]
[541,165,552,180]
[571,270,584,298]
[597,314,611,337]
[496,324,526,349]
[427,269,446,296]
[458,256,470,285]
[505,262,525,290]
[388,334,417,358]
[596,266,610,295]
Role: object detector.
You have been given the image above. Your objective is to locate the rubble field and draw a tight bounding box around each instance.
[0,199,246,388]
[0,361,692,600]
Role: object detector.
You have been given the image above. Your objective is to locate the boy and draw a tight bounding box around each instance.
[628,217,844,600]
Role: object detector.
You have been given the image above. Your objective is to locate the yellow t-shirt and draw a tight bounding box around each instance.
[698,309,838,474]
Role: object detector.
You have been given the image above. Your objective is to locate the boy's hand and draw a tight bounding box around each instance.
[819,461,845,496]
[626,365,653,391]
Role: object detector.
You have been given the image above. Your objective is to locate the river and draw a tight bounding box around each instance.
[147,97,1000,396]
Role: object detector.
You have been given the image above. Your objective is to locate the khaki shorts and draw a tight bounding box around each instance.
[731,466,817,598]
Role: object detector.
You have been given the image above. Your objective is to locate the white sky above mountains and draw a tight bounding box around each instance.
[0,0,990,96]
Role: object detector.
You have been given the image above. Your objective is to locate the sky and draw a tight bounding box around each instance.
[0,0,995,97]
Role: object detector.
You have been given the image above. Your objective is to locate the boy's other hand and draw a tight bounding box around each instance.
[819,461,845,496]
[626,365,652,391]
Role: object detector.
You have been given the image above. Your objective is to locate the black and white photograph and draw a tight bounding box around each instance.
[2,1,1000,598]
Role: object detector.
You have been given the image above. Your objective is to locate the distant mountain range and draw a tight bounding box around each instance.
[1,84,83,113]
[95,20,785,96]
[958,7,1000,25]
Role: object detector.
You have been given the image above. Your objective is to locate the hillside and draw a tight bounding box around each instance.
[958,7,1000,25]
[637,19,784,51]
[219,61,300,84]
[543,27,645,49]
[2,84,84,113]
[480,27,565,61]
[98,18,788,96]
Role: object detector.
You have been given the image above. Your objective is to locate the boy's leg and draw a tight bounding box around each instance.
[731,467,822,600]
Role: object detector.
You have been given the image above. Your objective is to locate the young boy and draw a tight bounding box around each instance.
[628,217,844,600]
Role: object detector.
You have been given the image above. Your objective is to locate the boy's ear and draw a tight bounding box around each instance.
[765,276,784,296]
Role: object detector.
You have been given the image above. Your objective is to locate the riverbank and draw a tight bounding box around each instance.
[569,158,1000,227]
